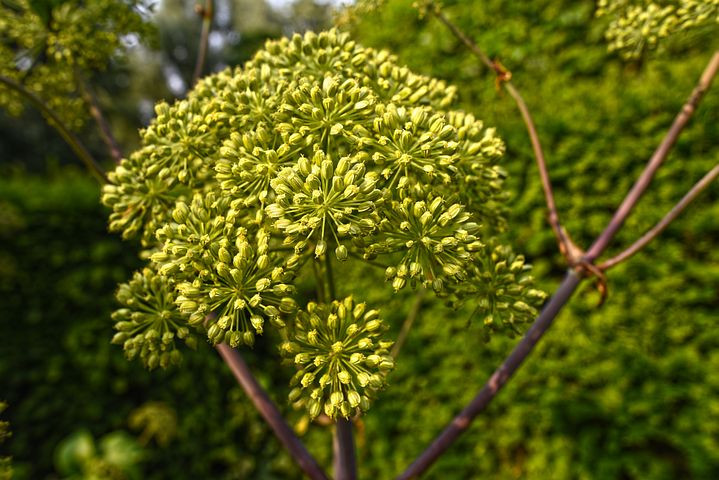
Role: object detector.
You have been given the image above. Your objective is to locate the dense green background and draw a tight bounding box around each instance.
[1,0,719,478]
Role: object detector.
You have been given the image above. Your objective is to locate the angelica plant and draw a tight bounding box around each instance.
[104,28,544,427]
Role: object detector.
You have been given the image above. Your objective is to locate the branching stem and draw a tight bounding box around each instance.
[600,163,719,270]
[397,270,582,479]
[192,0,213,86]
[429,4,578,265]
[396,35,719,480]
[325,253,337,300]
[390,289,425,359]
[584,51,719,263]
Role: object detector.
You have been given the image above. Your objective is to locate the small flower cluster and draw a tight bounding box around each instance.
[597,0,719,58]
[152,193,298,347]
[104,29,544,419]
[281,297,394,419]
[445,242,547,339]
[367,195,482,292]
[267,152,382,259]
[111,268,198,369]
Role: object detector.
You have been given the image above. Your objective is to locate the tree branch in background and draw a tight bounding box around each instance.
[77,76,124,164]
[333,418,357,480]
[428,2,582,267]
[192,0,214,86]
[600,163,719,270]
[396,45,719,480]
[215,344,330,480]
[0,74,106,184]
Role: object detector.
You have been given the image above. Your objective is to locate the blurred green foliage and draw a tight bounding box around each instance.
[0,403,10,480]
[1,0,719,479]
[0,0,151,129]
[54,429,144,480]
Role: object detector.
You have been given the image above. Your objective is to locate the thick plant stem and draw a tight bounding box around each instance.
[216,344,329,480]
[0,74,106,183]
[192,0,213,86]
[396,270,582,480]
[333,417,357,480]
[600,164,719,270]
[324,254,357,478]
[584,50,719,263]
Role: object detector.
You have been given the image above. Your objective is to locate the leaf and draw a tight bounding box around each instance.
[54,429,95,476]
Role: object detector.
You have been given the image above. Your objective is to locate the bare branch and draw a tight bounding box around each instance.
[600,164,719,270]
[430,5,579,265]
[333,418,357,480]
[76,76,124,164]
[584,51,719,263]
[0,74,106,184]
[192,0,213,86]
[215,344,329,480]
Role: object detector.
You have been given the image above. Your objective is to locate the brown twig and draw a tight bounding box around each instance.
[390,290,425,359]
[600,164,719,270]
[215,344,329,480]
[396,48,719,480]
[333,418,357,480]
[192,0,213,86]
[0,74,106,183]
[584,51,719,263]
[397,270,582,479]
[431,5,578,266]
[77,77,124,164]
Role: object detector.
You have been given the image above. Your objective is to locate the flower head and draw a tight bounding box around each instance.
[365,104,460,190]
[103,29,541,420]
[151,193,298,347]
[367,195,482,292]
[111,268,198,369]
[446,241,547,339]
[267,151,382,259]
[281,297,394,419]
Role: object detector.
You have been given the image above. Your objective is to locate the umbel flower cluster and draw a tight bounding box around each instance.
[597,0,719,58]
[104,29,544,419]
